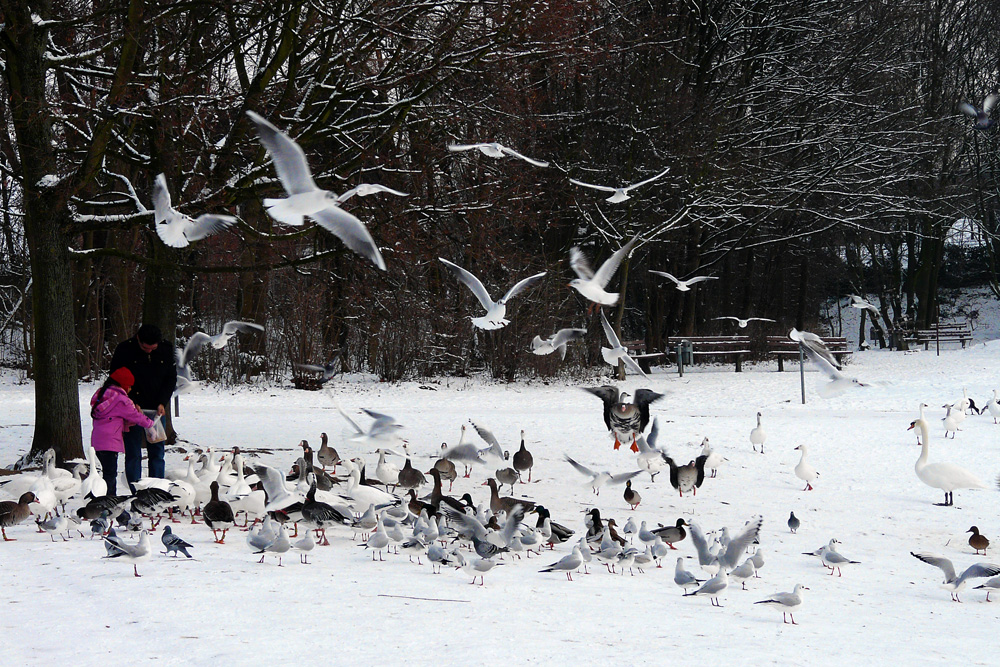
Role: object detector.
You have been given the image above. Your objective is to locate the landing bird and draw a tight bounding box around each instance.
[649,270,717,292]
[960,94,998,130]
[848,294,880,315]
[530,328,587,359]
[246,110,385,270]
[790,328,868,398]
[563,455,642,495]
[151,173,237,248]
[713,316,775,328]
[178,321,265,368]
[755,584,808,624]
[438,257,546,330]
[294,350,342,384]
[447,142,549,167]
[568,167,670,203]
[568,236,639,307]
[334,183,409,204]
[598,309,649,380]
[911,552,1000,602]
[583,385,664,452]
[334,399,406,448]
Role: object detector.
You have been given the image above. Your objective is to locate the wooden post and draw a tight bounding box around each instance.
[174,394,179,418]
[798,345,806,405]
[677,342,684,377]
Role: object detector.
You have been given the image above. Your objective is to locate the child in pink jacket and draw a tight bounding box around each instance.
[90,367,154,495]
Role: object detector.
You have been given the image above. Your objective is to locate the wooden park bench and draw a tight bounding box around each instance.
[663,335,753,372]
[913,322,973,350]
[765,335,852,371]
[622,339,666,374]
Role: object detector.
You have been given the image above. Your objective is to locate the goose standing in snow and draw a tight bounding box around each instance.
[750,412,766,454]
[512,430,534,483]
[909,417,986,506]
[941,404,962,438]
[700,437,725,478]
[793,445,819,491]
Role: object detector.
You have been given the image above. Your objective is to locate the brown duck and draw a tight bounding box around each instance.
[0,492,36,541]
[484,478,535,515]
[969,526,990,555]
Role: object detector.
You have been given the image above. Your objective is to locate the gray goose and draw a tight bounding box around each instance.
[0,492,36,540]
[433,449,458,491]
[584,386,664,452]
[484,478,535,514]
[512,430,534,482]
[495,467,519,494]
[396,459,425,492]
[316,432,341,472]
[203,481,236,543]
[666,454,708,497]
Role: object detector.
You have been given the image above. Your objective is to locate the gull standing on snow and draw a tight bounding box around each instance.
[103,529,151,577]
[684,568,729,606]
[438,258,546,330]
[713,316,775,328]
[569,167,670,203]
[246,110,385,269]
[649,270,717,292]
[755,584,808,624]
[151,174,237,248]
[568,236,639,307]
[790,328,868,398]
[820,539,859,576]
[539,545,584,581]
[447,142,549,167]
[530,328,587,359]
[911,552,1000,601]
[674,557,705,592]
[599,309,649,379]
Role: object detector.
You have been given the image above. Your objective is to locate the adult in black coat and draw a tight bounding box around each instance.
[109,324,176,490]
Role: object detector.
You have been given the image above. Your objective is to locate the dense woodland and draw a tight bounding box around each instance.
[1,0,999,459]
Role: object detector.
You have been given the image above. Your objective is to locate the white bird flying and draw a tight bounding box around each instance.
[649,270,717,292]
[848,294,880,314]
[960,94,999,130]
[569,167,670,203]
[568,235,639,306]
[599,309,648,379]
[713,316,775,328]
[563,454,642,495]
[246,110,386,270]
[177,321,265,368]
[790,328,867,398]
[530,328,587,359]
[438,257,546,330]
[447,142,549,167]
[334,183,409,204]
[151,174,237,248]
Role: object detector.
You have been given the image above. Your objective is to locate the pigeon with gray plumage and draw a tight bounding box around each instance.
[160,525,193,558]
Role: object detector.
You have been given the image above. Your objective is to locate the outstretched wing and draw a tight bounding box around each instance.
[625,167,671,191]
[583,386,619,431]
[497,144,549,167]
[151,173,174,224]
[593,236,639,288]
[184,214,238,243]
[684,275,717,286]
[983,94,999,115]
[911,552,956,582]
[246,110,318,195]
[633,389,665,431]
[311,206,386,271]
[551,328,587,349]
[620,353,650,380]
[439,258,496,311]
[221,321,265,336]
[960,102,979,118]
[599,309,622,348]
[563,454,597,479]
[568,247,594,281]
[607,470,642,485]
[569,178,617,193]
[500,272,546,304]
[649,270,681,286]
[180,332,212,368]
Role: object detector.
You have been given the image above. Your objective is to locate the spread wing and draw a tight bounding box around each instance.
[151,173,174,224]
[180,332,212,368]
[911,552,956,581]
[960,102,979,117]
[183,214,238,243]
[439,258,495,311]
[721,516,763,570]
[551,328,587,349]
[569,178,617,193]
[593,236,639,288]
[621,353,650,380]
[600,309,622,348]
[563,455,597,479]
[246,110,318,195]
[336,183,409,203]
[625,167,670,191]
[568,247,594,281]
[633,389,665,431]
[607,470,642,485]
[583,385,619,430]
[983,94,999,115]
[684,275,717,286]
[221,321,264,336]
[500,272,546,304]
[311,206,386,271]
[497,144,549,167]
[649,270,681,286]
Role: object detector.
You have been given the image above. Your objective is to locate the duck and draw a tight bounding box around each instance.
[968,526,990,555]
[700,438,725,478]
[941,404,962,438]
[909,417,986,505]
[652,518,687,548]
[793,445,819,491]
[0,492,36,540]
[623,480,641,510]
[750,412,766,453]
[583,386,664,452]
[512,430,534,482]
[531,505,574,547]
[203,481,236,543]
[666,453,708,497]
[484,478,535,514]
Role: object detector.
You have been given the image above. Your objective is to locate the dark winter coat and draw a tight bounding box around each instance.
[109,336,176,411]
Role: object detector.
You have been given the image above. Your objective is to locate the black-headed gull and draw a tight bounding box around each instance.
[530,328,587,359]
[649,270,717,292]
[246,110,385,270]
[790,328,867,397]
[103,529,151,577]
[178,321,264,368]
[683,568,728,606]
[911,552,1000,601]
[755,584,808,624]
[563,454,642,495]
[447,142,548,167]
[335,183,408,204]
[848,294,880,314]
[819,538,859,576]
[438,258,545,330]
[294,351,342,384]
[960,94,998,130]
[674,556,705,592]
[569,167,670,203]
[713,316,775,328]
[598,310,648,379]
[568,236,639,306]
[540,545,583,580]
[152,174,237,248]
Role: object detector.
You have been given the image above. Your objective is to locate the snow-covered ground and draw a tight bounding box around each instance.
[2,343,1000,665]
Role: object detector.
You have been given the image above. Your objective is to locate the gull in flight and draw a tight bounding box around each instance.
[649,270,717,292]
[563,455,642,495]
[335,183,409,204]
[246,110,385,270]
[294,351,342,384]
[911,552,1000,602]
[960,94,998,130]
[530,328,587,359]
[713,316,775,328]
[599,309,648,379]
[569,235,639,307]
[569,167,670,203]
[151,174,237,248]
[848,295,880,315]
[447,142,549,167]
[438,258,546,330]
[178,321,265,368]
[789,328,867,398]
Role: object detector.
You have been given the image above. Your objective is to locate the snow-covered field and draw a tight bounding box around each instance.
[2,343,999,665]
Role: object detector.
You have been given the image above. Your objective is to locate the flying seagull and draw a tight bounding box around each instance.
[151,174,237,248]
[294,351,342,384]
[335,183,409,204]
[790,328,867,398]
[438,257,546,330]
[599,310,648,379]
[531,328,587,359]
[569,236,639,307]
[178,321,265,368]
[649,270,717,292]
[246,110,386,270]
[447,142,549,167]
[713,316,775,328]
[569,167,670,203]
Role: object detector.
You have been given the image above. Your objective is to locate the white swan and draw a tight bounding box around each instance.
[793,445,818,491]
[80,447,107,499]
[909,418,986,506]
[750,412,766,454]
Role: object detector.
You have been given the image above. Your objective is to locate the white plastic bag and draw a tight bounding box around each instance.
[145,416,167,443]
